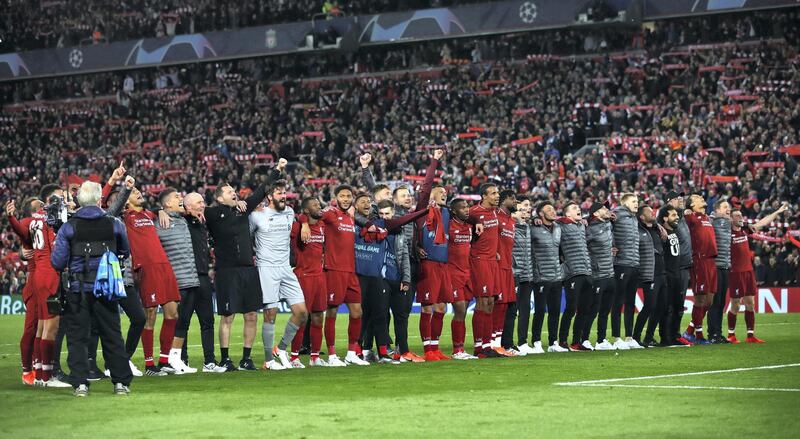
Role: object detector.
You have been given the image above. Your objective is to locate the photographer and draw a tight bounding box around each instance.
[51,181,132,397]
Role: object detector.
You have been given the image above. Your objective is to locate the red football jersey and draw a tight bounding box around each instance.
[685,211,718,259]
[730,227,754,274]
[497,209,515,269]
[291,220,325,276]
[468,204,499,260]
[123,209,170,269]
[447,218,472,274]
[319,207,355,273]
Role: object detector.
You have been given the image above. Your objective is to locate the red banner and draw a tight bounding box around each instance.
[511,135,543,147]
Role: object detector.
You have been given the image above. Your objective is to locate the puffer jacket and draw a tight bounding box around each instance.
[557,218,592,280]
[637,221,655,282]
[512,221,533,282]
[712,215,732,269]
[156,211,200,290]
[586,218,614,280]
[675,213,693,268]
[530,222,563,283]
[612,206,639,268]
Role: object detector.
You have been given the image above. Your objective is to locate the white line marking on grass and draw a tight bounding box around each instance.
[565,384,800,392]
[554,363,800,388]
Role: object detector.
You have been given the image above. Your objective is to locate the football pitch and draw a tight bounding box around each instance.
[1,313,799,438]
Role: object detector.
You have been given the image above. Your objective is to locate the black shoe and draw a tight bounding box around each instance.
[298,345,311,355]
[144,365,168,377]
[717,335,731,344]
[709,334,728,344]
[238,358,257,371]
[643,339,659,348]
[481,348,502,358]
[87,367,105,381]
[219,358,236,372]
[52,369,69,383]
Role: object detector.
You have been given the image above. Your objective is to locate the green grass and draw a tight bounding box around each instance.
[1,313,799,438]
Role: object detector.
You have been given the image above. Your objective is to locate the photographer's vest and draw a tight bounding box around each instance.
[69,217,117,284]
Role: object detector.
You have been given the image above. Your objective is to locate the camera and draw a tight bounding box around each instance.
[44,194,69,232]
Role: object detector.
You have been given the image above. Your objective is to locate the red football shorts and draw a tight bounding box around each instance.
[496,268,516,304]
[30,270,60,320]
[469,259,498,298]
[690,257,717,296]
[324,270,361,306]
[417,261,453,304]
[448,268,471,303]
[729,270,757,299]
[137,263,181,308]
[296,272,328,312]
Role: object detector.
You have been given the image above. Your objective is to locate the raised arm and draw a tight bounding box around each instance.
[107,176,134,218]
[414,149,443,212]
[360,153,377,190]
[752,203,789,231]
[379,208,429,233]
[103,161,126,206]
[6,200,31,245]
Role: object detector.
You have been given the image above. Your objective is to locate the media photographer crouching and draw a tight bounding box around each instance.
[51,181,133,397]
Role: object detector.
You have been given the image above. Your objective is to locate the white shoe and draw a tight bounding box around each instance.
[547,342,568,353]
[309,357,329,367]
[263,360,287,371]
[517,343,535,355]
[168,355,197,374]
[44,377,72,388]
[327,355,347,367]
[290,358,306,369]
[452,351,478,360]
[275,349,293,369]
[626,337,644,349]
[613,338,630,350]
[129,360,144,377]
[344,351,370,366]
[595,339,614,351]
[202,362,227,373]
[531,341,545,354]
[159,365,177,374]
[581,340,595,351]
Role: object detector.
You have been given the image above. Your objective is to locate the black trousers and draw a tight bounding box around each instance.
[501,299,518,349]
[177,275,216,364]
[664,269,690,341]
[85,283,146,369]
[708,268,730,337]
[359,275,390,350]
[386,279,412,354]
[565,275,593,345]
[532,281,562,345]
[612,265,639,338]
[645,274,668,343]
[515,281,534,346]
[593,277,616,341]
[64,291,132,387]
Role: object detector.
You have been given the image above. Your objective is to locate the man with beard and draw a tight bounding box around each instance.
[556,203,593,352]
[727,203,789,343]
[682,194,718,345]
[664,192,693,346]
[446,198,478,360]
[632,205,667,348]
[657,205,684,346]
[124,181,182,375]
[250,180,309,370]
[492,190,517,356]
[508,197,533,355]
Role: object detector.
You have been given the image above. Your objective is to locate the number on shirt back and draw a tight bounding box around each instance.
[29,220,45,250]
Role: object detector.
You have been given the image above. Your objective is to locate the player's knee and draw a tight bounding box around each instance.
[244,311,258,322]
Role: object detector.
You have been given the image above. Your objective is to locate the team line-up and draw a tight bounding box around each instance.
[4,149,790,397]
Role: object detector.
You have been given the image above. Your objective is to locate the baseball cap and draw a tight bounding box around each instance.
[588,201,610,217]
[664,190,684,202]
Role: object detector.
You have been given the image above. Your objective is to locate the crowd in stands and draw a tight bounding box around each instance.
[1,9,799,290]
[0,0,485,53]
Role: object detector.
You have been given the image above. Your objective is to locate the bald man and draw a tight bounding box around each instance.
[180,192,226,372]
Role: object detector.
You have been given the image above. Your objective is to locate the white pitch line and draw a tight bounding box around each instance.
[565,383,800,392]
[554,363,800,386]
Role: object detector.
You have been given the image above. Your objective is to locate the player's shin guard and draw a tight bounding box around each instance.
[347,316,361,353]
[452,319,466,353]
[20,327,35,373]
[39,339,54,382]
[472,311,483,353]
[687,305,705,336]
[141,328,155,366]
[324,315,337,355]
[491,304,506,348]
[159,318,177,365]
[310,321,323,358]
[431,311,444,352]
[32,336,41,379]
[745,310,755,335]
[290,323,306,360]
[727,312,737,334]
[419,312,432,352]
